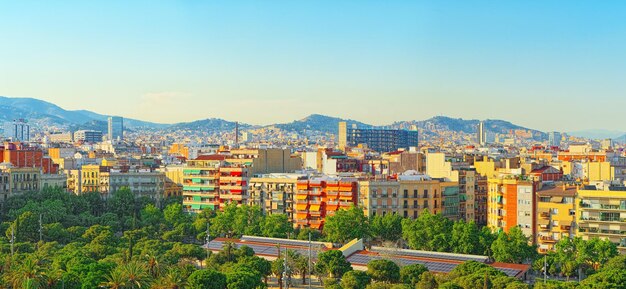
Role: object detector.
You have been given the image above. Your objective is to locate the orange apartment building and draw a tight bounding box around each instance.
[294,180,357,229]
[487,176,536,238]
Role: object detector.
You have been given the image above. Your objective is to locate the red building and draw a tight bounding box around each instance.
[0,142,59,174]
[530,166,563,183]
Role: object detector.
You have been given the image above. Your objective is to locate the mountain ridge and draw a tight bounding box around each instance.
[1,96,549,138]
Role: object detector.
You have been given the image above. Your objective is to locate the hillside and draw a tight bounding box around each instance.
[272,114,373,134]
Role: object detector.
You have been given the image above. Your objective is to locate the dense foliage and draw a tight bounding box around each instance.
[0,188,623,288]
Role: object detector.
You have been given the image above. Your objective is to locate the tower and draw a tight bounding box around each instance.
[108,116,124,141]
[477,121,486,146]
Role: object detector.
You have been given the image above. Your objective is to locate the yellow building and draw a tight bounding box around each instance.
[80,164,102,193]
[249,175,299,222]
[535,185,576,253]
[359,173,447,219]
[576,185,626,253]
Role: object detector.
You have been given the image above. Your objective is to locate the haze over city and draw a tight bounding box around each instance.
[2,1,626,131]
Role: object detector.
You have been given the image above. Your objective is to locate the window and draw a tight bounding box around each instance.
[403,189,408,198]
[423,189,429,198]
[551,208,559,215]
[569,209,575,216]
[413,190,418,198]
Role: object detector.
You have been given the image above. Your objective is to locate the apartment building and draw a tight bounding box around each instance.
[358,173,450,219]
[487,176,535,237]
[181,155,224,213]
[249,175,300,221]
[294,179,357,229]
[576,184,626,253]
[535,185,576,253]
[338,122,418,153]
[99,170,165,199]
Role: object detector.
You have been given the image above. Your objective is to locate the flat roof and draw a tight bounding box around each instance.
[206,237,530,279]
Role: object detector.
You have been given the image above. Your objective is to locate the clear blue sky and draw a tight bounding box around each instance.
[1,1,625,131]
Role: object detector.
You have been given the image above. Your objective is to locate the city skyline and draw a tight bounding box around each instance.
[2,2,626,131]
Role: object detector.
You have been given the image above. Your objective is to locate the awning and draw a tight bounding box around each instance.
[296,213,309,219]
[339,195,353,200]
[551,197,563,203]
[310,205,320,211]
[537,219,550,225]
[296,204,308,210]
[296,195,308,200]
[538,207,550,213]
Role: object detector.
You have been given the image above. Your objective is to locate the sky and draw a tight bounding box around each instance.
[1,1,625,132]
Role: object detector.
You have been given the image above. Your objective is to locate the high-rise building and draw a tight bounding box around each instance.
[535,185,576,253]
[338,122,418,153]
[477,121,486,146]
[108,116,124,141]
[4,119,30,142]
[548,132,562,147]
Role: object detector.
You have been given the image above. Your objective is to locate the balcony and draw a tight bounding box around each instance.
[540,212,550,218]
[560,225,571,231]
[539,236,557,243]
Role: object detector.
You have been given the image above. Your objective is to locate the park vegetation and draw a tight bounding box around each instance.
[0,188,623,288]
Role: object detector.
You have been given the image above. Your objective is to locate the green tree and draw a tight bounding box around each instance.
[188,269,227,289]
[261,214,293,238]
[315,250,353,279]
[323,206,369,243]
[450,220,481,255]
[341,270,371,289]
[401,210,452,251]
[163,203,189,228]
[370,213,402,243]
[399,264,428,286]
[490,227,535,264]
[366,259,400,283]
[415,272,438,289]
[239,256,272,285]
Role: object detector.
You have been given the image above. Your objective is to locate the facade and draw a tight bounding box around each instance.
[74,130,103,143]
[4,119,30,142]
[294,179,357,229]
[249,175,299,221]
[181,155,224,213]
[107,116,124,141]
[358,174,449,219]
[477,121,486,146]
[3,167,41,195]
[535,185,576,253]
[0,142,59,174]
[100,171,165,198]
[548,132,562,147]
[0,171,9,202]
[487,176,535,237]
[475,175,488,226]
[576,185,626,253]
[80,164,103,193]
[48,132,73,143]
[338,122,418,153]
[40,173,67,190]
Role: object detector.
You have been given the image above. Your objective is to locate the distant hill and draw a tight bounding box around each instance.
[391,116,546,138]
[0,96,165,129]
[272,114,373,134]
[568,129,626,140]
[167,118,252,133]
[0,96,548,139]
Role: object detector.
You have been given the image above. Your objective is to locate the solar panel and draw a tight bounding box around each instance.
[371,247,488,263]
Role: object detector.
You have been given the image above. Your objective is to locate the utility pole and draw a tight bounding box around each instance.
[39,213,43,243]
[284,247,289,289]
[543,255,548,284]
[205,222,210,268]
[308,232,312,289]
[10,225,15,257]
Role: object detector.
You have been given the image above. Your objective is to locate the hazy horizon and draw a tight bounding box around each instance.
[1,2,625,131]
